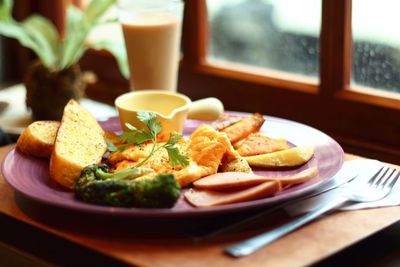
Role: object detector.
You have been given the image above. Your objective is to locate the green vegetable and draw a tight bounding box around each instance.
[109,111,190,167]
[94,165,153,181]
[88,112,188,208]
[75,164,181,208]
[0,0,129,77]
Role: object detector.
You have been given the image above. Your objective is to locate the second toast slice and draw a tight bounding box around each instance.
[17,121,60,158]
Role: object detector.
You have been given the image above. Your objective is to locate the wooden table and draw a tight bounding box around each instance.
[1,144,400,267]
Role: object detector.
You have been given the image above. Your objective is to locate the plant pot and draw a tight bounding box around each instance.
[24,61,87,121]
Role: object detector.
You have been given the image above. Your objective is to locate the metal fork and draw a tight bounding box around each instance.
[225,166,400,257]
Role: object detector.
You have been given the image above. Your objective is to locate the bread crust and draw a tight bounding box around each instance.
[16,121,60,158]
[49,100,107,189]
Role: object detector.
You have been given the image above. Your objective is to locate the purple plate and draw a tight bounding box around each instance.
[1,114,344,218]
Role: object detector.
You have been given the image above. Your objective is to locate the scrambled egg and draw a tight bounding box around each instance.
[107,125,251,187]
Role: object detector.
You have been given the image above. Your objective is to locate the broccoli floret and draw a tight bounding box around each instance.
[75,164,181,208]
[132,174,181,208]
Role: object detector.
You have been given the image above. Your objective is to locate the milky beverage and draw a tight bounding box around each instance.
[122,12,182,91]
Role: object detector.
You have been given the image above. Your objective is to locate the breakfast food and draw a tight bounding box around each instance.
[244,146,315,168]
[219,157,252,173]
[234,133,290,156]
[49,100,107,189]
[107,124,251,187]
[16,121,60,158]
[220,112,265,143]
[193,167,318,191]
[185,180,282,207]
[17,102,317,209]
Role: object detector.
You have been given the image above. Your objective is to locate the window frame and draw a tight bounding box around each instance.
[179,0,400,164]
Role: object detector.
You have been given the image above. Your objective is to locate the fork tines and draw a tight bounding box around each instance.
[368,166,400,189]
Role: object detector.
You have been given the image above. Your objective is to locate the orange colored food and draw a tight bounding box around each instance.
[107,124,249,187]
[211,115,242,131]
[104,131,123,146]
[220,113,265,143]
[235,133,290,156]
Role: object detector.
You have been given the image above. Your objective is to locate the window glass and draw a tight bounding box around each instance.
[352,0,400,93]
[207,0,321,78]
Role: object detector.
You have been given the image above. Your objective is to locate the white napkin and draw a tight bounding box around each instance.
[285,159,400,216]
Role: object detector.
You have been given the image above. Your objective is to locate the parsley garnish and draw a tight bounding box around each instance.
[108,111,190,167]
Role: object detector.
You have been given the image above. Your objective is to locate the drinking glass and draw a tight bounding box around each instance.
[118,0,184,91]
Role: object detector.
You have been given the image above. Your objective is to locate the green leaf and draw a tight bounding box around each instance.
[1,0,123,72]
[167,133,183,146]
[106,140,117,152]
[116,110,189,167]
[134,131,153,145]
[150,120,162,138]
[0,20,40,56]
[0,0,13,21]
[116,144,128,152]
[59,5,88,69]
[84,0,117,24]
[59,0,117,69]
[0,16,58,68]
[89,40,129,79]
[137,111,157,124]
[119,131,137,144]
[164,133,189,166]
[21,15,59,67]
[164,144,190,166]
[125,123,137,132]
[136,112,162,138]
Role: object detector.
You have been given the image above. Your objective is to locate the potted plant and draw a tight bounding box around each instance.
[0,0,128,120]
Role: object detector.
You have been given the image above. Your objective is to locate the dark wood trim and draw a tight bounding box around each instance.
[35,0,67,35]
[181,0,208,67]
[10,0,34,79]
[198,61,318,94]
[337,86,400,110]
[320,0,352,97]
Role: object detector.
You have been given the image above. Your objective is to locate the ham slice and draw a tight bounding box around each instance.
[184,180,282,207]
[193,167,318,190]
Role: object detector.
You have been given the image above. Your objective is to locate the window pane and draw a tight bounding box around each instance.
[352,0,400,93]
[207,0,321,78]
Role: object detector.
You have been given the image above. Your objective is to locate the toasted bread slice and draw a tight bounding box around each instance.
[50,100,107,189]
[16,121,60,158]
